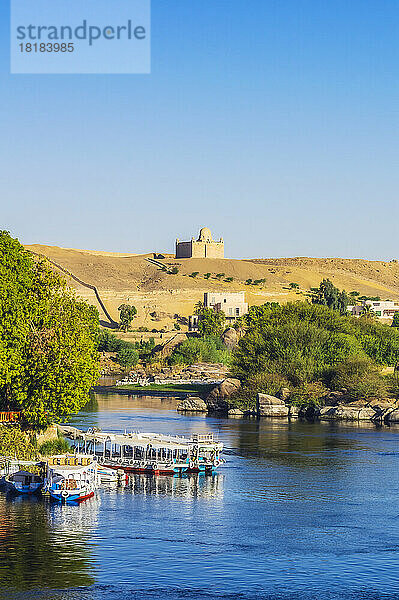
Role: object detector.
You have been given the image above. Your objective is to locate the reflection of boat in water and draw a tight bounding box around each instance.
[5,470,44,496]
[61,426,225,476]
[97,466,127,485]
[128,472,224,501]
[45,455,97,504]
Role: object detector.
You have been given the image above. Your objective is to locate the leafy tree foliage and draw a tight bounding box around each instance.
[392,313,399,328]
[0,231,99,428]
[196,307,226,337]
[116,347,139,369]
[312,278,350,314]
[231,302,399,404]
[324,356,388,400]
[170,336,230,365]
[118,304,137,332]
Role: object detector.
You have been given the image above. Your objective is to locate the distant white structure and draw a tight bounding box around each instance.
[204,291,248,322]
[188,291,248,332]
[348,300,399,320]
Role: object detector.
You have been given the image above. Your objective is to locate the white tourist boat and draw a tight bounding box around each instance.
[60,426,225,476]
[45,454,97,504]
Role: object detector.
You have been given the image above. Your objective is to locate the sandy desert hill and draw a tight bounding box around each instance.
[25,244,399,331]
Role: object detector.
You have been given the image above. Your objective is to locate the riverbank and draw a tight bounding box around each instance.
[93,383,214,397]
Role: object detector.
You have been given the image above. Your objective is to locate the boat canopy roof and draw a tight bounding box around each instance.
[60,426,223,451]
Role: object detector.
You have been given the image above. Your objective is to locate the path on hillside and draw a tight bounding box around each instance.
[29,250,118,327]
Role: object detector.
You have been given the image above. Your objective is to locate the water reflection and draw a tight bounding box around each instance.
[127,473,224,500]
[0,493,97,591]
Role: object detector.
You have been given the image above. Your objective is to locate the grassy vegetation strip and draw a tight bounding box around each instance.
[110,383,214,394]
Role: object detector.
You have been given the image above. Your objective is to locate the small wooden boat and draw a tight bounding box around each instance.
[5,470,44,495]
[45,454,97,504]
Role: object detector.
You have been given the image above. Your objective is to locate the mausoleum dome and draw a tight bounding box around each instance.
[198,227,213,242]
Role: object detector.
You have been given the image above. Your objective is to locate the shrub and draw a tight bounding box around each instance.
[39,437,71,456]
[232,302,399,404]
[325,357,388,400]
[170,336,231,365]
[116,348,139,369]
[289,382,328,406]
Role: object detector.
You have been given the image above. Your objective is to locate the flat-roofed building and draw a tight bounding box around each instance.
[347,300,399,320]
[204,291,248,321]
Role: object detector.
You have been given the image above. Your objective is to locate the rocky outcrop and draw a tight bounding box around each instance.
[228,408,244,417]
[126,362,230,383]
[288,405,301,418]
[177,396,208,412]
[386,409,399,423]
[319,404,378,421]
[256,394,289,417]
[221,328,239,350]
[206,378,241,412]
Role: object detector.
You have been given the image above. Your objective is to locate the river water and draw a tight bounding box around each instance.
[2,393,399,600]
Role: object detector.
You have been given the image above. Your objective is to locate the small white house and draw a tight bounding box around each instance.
[204,291,248,321]
[347,300,399,320]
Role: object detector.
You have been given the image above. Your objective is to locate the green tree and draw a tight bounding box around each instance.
[118,304,137,332]
[0,231,99,428]
[231,302,399,403]
[204,272,211,279]
[116,347,139,369]
[194,300,204,315]
[190,271,199,278]
[312,278,350,314]
[289,282,299,289]
[392,313,399,328]
[169,266,179,275]
[196,307,226,337]
[215,273,225,280]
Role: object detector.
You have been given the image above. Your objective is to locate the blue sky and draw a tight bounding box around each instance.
[1,0,398,259]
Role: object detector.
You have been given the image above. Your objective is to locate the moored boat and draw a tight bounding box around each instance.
[45,454,97,504]
[5,469,44,495]
[60,427,225,476]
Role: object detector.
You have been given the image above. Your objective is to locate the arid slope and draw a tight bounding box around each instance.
[26,244,399,330]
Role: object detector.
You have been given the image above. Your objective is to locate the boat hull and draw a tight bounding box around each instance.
[49,489,95,504]
[99,462,218,476]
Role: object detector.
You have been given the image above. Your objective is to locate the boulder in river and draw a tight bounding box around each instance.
[228,408,244,417]
[319,405,377,421]
[206,378,241,412]
[256,394,289,417]
[177,396,208,412]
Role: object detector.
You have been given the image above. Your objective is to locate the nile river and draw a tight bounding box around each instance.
[2,393,399,600]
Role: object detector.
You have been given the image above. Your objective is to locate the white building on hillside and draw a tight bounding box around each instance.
[348,300,399,320]
[204,291,248,321]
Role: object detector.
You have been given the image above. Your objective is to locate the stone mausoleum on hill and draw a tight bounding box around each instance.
[175,227,224,259]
